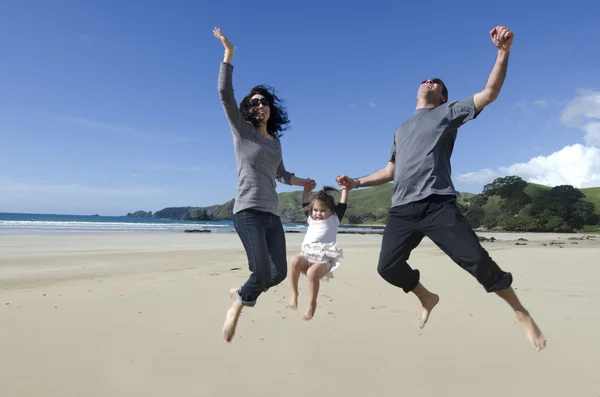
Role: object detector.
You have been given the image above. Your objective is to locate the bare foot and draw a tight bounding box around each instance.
[287,294,298,310]
[517,311,547,351]
[303,302,316,321]
[222,288,243,343]
[419,293,440,329]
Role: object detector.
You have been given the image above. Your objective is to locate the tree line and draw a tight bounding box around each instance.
[458,176,599,233]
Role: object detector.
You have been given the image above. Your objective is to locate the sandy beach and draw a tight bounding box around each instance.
[1,231,599,396]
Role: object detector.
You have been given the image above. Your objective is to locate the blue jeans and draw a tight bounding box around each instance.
[233,208,288,306]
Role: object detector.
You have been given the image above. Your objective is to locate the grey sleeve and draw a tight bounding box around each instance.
[446,95,480,128]
[276,157,295,185]
[218,62,248,137]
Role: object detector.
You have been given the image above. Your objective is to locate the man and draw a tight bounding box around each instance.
[337,26,546,351]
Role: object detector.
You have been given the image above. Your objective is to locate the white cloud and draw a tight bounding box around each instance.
[458,89,600,189]
[559,89,600,146]
[455,168,497,185]
[512,97,567,118]
[513,101,532,115]
[581,122,600,147]
[368,101,376,108]
[457,144,600,188]
[533,98,548,109]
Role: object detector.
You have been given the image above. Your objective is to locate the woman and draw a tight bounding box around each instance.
[213,27,316,342]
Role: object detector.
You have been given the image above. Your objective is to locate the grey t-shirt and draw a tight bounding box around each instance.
[389,95,479,207]
[218,62,294,216]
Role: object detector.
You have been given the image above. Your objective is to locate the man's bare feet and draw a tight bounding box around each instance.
[411,283,440,329]
[222,288,243,343]
[303,302,316,320]
[494,287,547,351]
[419,293,440,329]
[287,294,298,310]
[517,311,547,351]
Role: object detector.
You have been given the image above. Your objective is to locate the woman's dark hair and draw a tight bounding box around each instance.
[303,186,339,215]
[239,85,290,138]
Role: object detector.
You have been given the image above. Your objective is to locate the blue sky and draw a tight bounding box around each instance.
[1,0,600,215]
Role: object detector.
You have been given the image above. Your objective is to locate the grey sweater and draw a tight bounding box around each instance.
[218,62,295,216]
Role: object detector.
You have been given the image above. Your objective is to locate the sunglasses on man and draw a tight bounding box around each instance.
[422,79,444,86]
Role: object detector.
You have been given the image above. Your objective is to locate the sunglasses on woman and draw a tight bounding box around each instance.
[249,98,270,107]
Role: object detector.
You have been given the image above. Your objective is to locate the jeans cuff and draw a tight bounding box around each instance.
[236,288,257,307]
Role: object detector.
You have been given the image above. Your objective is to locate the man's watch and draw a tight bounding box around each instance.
[353,178,361,188]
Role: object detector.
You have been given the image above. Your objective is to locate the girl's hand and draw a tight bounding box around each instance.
[213,27,235,53]
[336,174,357,190]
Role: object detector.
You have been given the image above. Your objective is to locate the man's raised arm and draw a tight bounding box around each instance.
[473,26,514,113]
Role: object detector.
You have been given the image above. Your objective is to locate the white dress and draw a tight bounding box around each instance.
[300,203,347,282]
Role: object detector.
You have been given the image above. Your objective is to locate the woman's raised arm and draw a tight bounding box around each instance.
[214,27,246,135]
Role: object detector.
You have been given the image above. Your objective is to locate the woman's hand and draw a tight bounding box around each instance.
[213,27,235,53]
[303,178,317,192]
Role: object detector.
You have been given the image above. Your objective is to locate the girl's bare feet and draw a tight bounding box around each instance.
[303,302,316,320]
[287,293,298,310]
[222,288,243,343]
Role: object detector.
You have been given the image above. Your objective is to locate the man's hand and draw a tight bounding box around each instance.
[336,175,357,190]
[473,26,513,113]
[490,26,513,52]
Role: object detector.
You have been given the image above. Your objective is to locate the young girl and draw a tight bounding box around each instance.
[287,183,348,320]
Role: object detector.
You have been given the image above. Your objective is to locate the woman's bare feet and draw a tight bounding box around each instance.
[222,288,243,343]
[517,311,547,351]
[303,302,316,320]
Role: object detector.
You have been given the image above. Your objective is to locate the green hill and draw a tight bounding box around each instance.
[581,187,600,214]
[126,183,477,225]
[126,176,599,232]
[458,177,600,232]
[522,183,600,215]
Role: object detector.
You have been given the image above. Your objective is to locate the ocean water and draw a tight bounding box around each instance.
[0,213,381,235]
[0,212,233,235]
